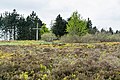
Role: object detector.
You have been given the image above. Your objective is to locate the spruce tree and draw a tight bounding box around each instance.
[92,26,99,34]
[51,14,67,37]
[108,27,113,34]
[101,28,106,33]
[17,16,29,40]
[87,18,92,34]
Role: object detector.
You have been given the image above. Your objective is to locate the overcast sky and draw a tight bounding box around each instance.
[0,0,120,31]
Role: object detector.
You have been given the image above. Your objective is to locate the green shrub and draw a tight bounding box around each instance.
[93,33,111,42]
[41,32,57,42]
[107,34,120,42]
[94,33,120,42]
[80,34,96,43]
[60,33,120,43]
[60,34,81,43]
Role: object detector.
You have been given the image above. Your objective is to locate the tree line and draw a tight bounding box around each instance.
[0,9,119,40]
[0,9,47,40]
[51,11,118,38]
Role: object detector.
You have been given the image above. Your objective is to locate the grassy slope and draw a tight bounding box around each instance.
[0,41,120,80]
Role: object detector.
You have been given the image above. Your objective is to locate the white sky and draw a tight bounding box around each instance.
[0,0,120,31]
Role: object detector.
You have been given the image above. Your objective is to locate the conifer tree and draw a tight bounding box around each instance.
[51,14,67,37]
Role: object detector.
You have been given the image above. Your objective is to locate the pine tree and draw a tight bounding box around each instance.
[26,11,43,40]
[51,14,67,38]
[0,14,3,38]
[11,9,19,40]
[92,26,99,34]
[0,14,2,28]
[101,28,106,33]
[0,10,44,40]
[2,9,19,40]
[115,30,120,34]
[17,16,29,40]
[87,18,92,34]
[108,27,113,34]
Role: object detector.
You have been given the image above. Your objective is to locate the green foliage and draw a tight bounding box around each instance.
[40,23,49,35]
[87,18,93,34]
[66,11,88,36]
[0,15,3,28]
[42,74,48,80]
[101,28,107,33]
[92,26,99,34]
[0,10,43,40]
[0,15,3,38]
[115,30,120,34]
[41,32,57,42]
[1,9,19,40]
[25,11,43,40]
[17,16,29,40]
[86,18,99,34]
[51,14,67,37]
[108,27,113,34]
[0,9,120,41]
[20,72,28,80]
[40,64,47,72]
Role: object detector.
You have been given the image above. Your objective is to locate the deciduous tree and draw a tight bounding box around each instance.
[66,11,88,36]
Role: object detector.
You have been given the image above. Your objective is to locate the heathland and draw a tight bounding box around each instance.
[0,41,120,80]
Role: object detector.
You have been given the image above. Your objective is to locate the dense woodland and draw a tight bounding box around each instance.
[0,9,120,42]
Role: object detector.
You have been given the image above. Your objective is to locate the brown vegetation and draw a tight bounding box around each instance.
[0,42,120,80]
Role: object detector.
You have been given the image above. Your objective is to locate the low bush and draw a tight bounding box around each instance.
[41,32,57,42]
[93,33,120,42]
[80,34,96,43]
[60,34,81,43]
[107,34,120,42]
[60,33,120,43]
[94,33,111,42]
